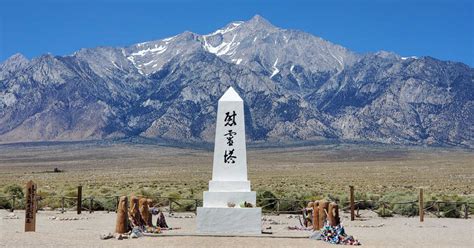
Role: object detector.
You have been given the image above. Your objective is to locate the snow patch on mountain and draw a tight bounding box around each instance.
[203,34,239,56]
[401,56,419,60]
[130,45,167,56]
[210,22,243,35]
[270,58,280,78]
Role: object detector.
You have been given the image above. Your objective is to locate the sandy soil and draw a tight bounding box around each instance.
[1,210,472,248]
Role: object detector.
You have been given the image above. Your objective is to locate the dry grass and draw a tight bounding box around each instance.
[0,141,472,202]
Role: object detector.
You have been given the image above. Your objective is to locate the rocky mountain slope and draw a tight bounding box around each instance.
[0,15,472,147]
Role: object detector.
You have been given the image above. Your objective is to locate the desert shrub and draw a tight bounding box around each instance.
[139,188,158,200]
[380,192,418,216]
[64,190,77,198]
[0,185,26,209]
[257,190,278,211]
[441,203,461,218]
[0,196,12,209]
[4,184,24,199]
[172,199,196,212]
[276,192,310,212]
[94,197,118,212]
[36,191,60,210]
[425,194,471,218]
[327,194,348,207]
[376,203,394,217]
[278,198,305,212]
[352,192,379,210]
[82,197,106,211]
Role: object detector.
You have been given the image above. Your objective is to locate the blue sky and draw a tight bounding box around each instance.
[1,0,473,66]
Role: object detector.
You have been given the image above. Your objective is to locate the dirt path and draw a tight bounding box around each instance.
[1,210,473,247]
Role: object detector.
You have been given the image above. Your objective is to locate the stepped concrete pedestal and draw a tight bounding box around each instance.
[196,87,261,234]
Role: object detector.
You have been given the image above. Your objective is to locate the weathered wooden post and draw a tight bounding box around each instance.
[115,196,129,234]
[129,196,144,227]
[194,199,199,214]
[464,203,468,219]
[61,197,65,213]
[436,201,440,217]
[276,199,280,214]
[350,186,355,221]
[25,181,37,232]
[11,196,15,212]
[419,188,424,222]
[139,198,150,227]
[318,200,329,228]
[169,198,173,214]
[312,200,319,230]
[328,202,340,226]
[77,186,82,214]
[89,197,94,213]
[115,196,119,213]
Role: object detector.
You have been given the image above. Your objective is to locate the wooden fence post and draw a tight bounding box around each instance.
[419,188,424,222]
[89,197,93,213]
[61,197,65,213]
[115,196,119,213]
[276,199,280,214]
[312,200,319,231]
[318,200,329,228]
[350,186,355,221]
[169,198,173,213]
[436,201,440,217]
[115,196,129,234]
[194,199,198,214]
[11,196,15,212]
[25,181,37,232]
[328,202,339,226]
[464,203,469,219]
[77,186,82,214]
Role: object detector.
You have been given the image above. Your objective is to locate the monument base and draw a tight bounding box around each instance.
[203,191,256,207]
[196,207,262,234]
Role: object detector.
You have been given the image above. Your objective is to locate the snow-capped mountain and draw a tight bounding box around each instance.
[0,15,472,147]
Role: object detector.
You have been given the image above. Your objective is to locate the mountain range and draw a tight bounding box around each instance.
[0,15,472,147]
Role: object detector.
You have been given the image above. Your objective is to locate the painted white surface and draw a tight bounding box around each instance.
[196,207,262,234]
[212,87,248,182]
[197,87,261,234]
[208,180,250,192]
[203,191,256,207]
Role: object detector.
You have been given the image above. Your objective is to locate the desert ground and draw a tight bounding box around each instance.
[1,209,473,247]
[0,140,472,199]
[0,140,473,247]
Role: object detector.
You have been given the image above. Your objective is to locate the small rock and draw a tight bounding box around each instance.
[100,233,114,240]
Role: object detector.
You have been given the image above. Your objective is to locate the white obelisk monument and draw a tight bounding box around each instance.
[196,87,261,234]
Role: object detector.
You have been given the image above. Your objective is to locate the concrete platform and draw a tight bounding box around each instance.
[203,191,256,207]
[196,207,262,234]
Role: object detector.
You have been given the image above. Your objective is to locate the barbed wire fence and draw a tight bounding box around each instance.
[0,187,471,221]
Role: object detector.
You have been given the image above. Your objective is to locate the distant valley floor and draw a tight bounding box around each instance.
[0,141,472,201]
